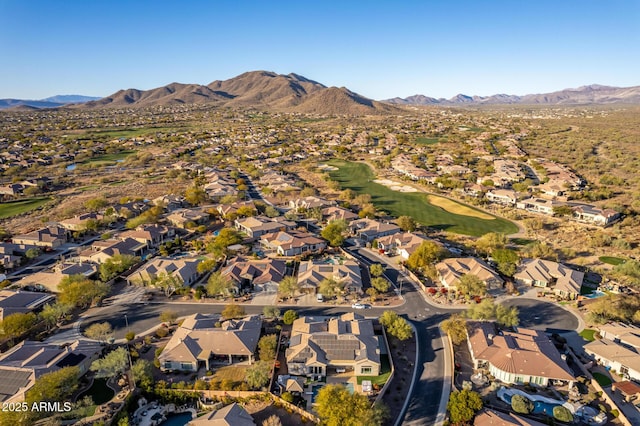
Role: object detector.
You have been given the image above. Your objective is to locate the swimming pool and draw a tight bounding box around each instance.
[161,412,192,426]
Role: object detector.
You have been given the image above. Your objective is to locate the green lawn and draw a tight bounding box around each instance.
[580,329,597,342]
[82,150,137,165]
[211,365,248,382]
[327,160,518,236]
[592,372,612,387]
[0,197,51,219]
[599,256,626,266]
[414,137,441,145]
[357,355,391,386]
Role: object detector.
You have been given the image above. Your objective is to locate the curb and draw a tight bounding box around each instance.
[395,321,419,426]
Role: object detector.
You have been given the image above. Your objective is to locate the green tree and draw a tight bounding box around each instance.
[366,287,378,302]
[25,247,40,260]
[258,334,277,361]
[262,306,280,319]
[369,264,385,277]
[495,303,520,327]
[90,347,129,378]
[553,406,573,422]
[441,315,468,345]
[0,312,37,339]
[84,197,109,212]
[245,361,272,390]
[406,241,446,272]
[321,219,348,247]
[525,242,558,261]
[319,277,344,299]
[196,258,217,274]
[475,232,507,255]
[371,277,390,293]
[99,254,139,282]
[27,366,80,405]
[264,205,280,218]
[511,394,533,414]
[277,276,299,300]
[84,322,113,343]
[379,311,413,341]
[397,215,416,232]
[39,302,73,330]
[185,185,208,206]
[206,271,235,297]
[358,203,376,219]
[207,228,243,256]
[159,310,178,325]
[221,303,245,319]
[282,309,299,325]
[151,272,184,297]
[492,248,519,277]
[58,275,109,308]
[236,205,257,217]
[125,331,135,341]
[132,359,154,392]
[447,389,483,424]
[457,274,487,298]
[315,384,388,426]
[553,205,575,217]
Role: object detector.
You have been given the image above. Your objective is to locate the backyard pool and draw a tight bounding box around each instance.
[161,412,192,426]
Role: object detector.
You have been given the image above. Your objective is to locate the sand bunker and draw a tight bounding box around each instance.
[318,164,339,171]
[373,179,418,193]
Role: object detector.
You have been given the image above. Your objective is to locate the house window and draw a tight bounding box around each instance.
[180,362,193,370]
[163,362,172,370]
[620,365,629,376]
[361,366,372,375]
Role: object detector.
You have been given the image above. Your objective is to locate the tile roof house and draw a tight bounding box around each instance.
[349,218,401,242]
[166,209,208,228]
[486,189,518,206]
[58,212,104,231]
[321,206,359,224]
[435,257,504,292]
[78,238,147,264]
[516,198,561,215]
[188,402,256,426]
[514,259,584,300]
[571,204,621,227]
[286,313,381,378]
[288,196,334,211]
[376,232,432,259]
[15,262,98,293]
[0,290,55,321]
[474,409,547,426]
[584,323,640,382]
[158,314,262,371]
[467,321,575,387]
[12,226,68,249]
[0,340,102,403]
[118,224,175,249]
[297,260,363,295]
[220,256,286,293]
[234,216,295,239]
[260,230,326,257]
[127,256,202,287]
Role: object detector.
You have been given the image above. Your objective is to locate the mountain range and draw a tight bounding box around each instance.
[2,73,640,115]
[0,95,100,110]
[386,84,640,105]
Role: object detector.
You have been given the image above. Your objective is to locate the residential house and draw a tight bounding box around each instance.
[234,216,295,239]
[288,196,334,212]
[286,313,381,378]
[321,206,358,224]
[58,212,104,232]
[166,209,208,229]
[297,260,362,294]
[78,238,147,264]
[12,226,68,249]
[158,314,262,371]
[0,244,21,271]
[467,321,574,387]
[474,409,547,426]
[118,224,175,250]
[516,197,562,215]
[571,204,621,227]
[220,256,286,293]
[584,338,640,382]
[435,257,504,292]
[216,201,255,219]
[0,290,55,321]
[127,256,202,287]
[486,189,518,206]
[0,340,102,403]
[260,230,326,256]
[153,194,185,211]
[376,232,432,259]
[514,259,584,300]
[16,262,98,293]
[188,403,256,426]
[349,218,401,243]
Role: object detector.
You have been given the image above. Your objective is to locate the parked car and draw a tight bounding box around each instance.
[352,303,370,309]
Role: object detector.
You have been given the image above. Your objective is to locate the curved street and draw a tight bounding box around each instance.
[69,247,581,426]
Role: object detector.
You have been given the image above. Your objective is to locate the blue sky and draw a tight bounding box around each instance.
[1,0,638,100]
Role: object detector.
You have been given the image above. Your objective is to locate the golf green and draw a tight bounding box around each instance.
[328,160,518,236]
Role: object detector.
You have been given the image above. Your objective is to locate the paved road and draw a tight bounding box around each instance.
[65,247,581,426]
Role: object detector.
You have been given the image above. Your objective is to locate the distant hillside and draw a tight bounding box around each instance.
[0,95,100,110]
[386,84,640,105]
[80,71,399,115]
